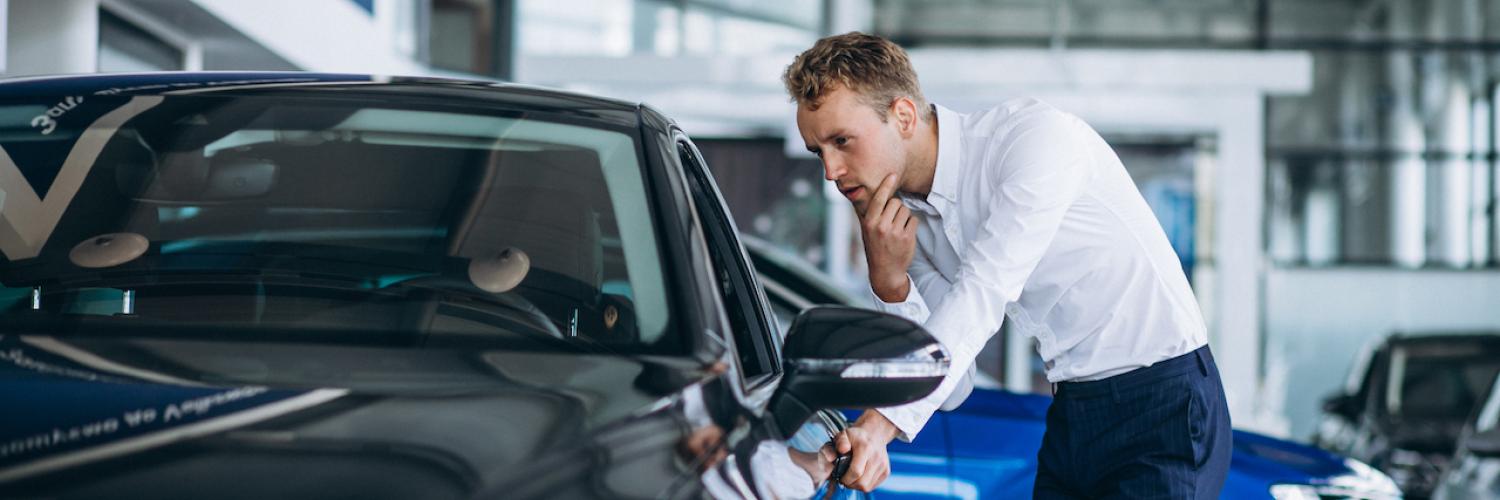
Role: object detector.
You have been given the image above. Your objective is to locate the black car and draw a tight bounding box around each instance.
[1433,372,1500,499]
[1314,333,1500,498]
[0,72,950,499]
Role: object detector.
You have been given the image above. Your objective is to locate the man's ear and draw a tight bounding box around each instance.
[890,97,919,138]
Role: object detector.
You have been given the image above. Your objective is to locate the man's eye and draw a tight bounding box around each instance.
[835,137,849,146]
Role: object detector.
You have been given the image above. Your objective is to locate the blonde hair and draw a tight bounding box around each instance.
[782,32,931,122]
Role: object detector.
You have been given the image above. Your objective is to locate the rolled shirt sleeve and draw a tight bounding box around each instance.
[876,113,1095,441]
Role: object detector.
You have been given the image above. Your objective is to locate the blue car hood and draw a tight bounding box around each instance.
[1228,429,1352,484]
[953,389,1355,483]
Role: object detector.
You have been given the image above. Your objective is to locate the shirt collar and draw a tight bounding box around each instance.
[898,104,962,214]
[928,103,962,205]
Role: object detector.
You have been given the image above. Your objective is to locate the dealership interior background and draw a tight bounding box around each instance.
[4,0,1500,446]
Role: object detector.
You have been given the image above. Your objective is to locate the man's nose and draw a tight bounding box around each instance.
[822,156,843,182]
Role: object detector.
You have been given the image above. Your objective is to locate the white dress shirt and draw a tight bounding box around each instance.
[874,100,1208,440]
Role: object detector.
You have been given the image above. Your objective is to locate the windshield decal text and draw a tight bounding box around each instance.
[0,386,269,460]
[28,96,83,135]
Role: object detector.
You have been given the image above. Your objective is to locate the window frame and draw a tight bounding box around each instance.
[673,136,783,388]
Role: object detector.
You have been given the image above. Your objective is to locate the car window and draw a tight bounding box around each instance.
[1387,343,1500,418]
[1476,374,1500,433]
[0,94,675,355]
[755,272,809,339]
[675,139,779,383]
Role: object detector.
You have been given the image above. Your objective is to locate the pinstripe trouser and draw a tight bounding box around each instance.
[1033,346,1233,499]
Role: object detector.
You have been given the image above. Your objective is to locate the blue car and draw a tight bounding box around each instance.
[744,236,1402,499]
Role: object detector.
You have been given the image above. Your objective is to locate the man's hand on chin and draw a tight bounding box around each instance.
[834,409,901,492]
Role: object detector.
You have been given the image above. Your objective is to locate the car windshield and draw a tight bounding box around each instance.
[0,91,674,355]
[1387,341,1500,419]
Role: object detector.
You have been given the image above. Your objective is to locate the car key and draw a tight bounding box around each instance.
[828,441,852,483]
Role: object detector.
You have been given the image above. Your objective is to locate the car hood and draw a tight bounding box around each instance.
[954,389,1358,484]
[1229,429,1352,484]
[0,334,727,499]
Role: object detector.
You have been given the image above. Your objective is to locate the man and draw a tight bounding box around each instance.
[782,32,1232,498]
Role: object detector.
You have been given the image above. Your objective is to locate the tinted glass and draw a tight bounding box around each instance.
[0,93,674,355]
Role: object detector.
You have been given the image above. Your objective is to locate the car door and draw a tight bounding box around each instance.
[675,134,864,499]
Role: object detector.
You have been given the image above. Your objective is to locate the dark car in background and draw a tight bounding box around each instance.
[743,235,1403,500]
[0,72,955,499]
[1433,372,1500,499]
[1314,333,1500,498]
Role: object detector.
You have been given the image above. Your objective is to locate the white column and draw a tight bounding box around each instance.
[1214,93,1267,429]
[1304,186,1339,265]
[5,0,99,76]
[1472,98,1492,265]
[1439,82,1472,267]
[822,179,856,290]
[826,0,875,34]
[1391,105,1427,268]
[1267,161,1300,262]
[0,0,8,73]
[1005,328,1032,392]
[1494,85,1500,264]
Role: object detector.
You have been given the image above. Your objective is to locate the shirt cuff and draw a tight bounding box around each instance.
[870,274,930,324]
[876,403,935,443]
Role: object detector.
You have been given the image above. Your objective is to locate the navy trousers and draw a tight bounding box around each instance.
[1033,346,1232,499]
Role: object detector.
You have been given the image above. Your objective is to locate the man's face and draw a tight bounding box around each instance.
[796,85,906,212]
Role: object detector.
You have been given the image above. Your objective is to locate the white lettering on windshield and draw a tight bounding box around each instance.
[0,386,269,460]
[0,347,118,383]
[29,96,83,135]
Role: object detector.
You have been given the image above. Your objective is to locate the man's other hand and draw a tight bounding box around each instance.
[857,174,918,303]
[833,410,900,492]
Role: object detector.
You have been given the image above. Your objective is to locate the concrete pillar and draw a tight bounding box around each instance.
[1389,61,1426,268]
[1214,93,1268,430]
[1493,85,1500,264]
[5,0,99,76]
[1005,326,1031,392]
[1305,182,1339,265]
[825,0,874,35]
[1471,98,1492,266]
[1439,82,1473,267]
[0,0,8,73]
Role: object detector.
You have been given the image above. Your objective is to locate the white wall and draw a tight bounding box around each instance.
[6,0,99,76]
[190,0,426,74]
[1266,268,1500,438]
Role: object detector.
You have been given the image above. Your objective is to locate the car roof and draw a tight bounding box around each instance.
[1386,331,1500,345]
[0,71,647,127]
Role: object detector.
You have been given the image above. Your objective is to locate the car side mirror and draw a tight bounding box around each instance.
[768,306,949,439]
[1467,428,1500,458]
[1322,393,1361,421]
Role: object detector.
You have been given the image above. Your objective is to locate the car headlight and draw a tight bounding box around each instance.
[1269,484,1322,500]
[1269,458,1403,500]
[1378,448,1444,494]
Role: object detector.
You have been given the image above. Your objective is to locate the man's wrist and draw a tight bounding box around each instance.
[871,274,910,304]
[855,410,901,444]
